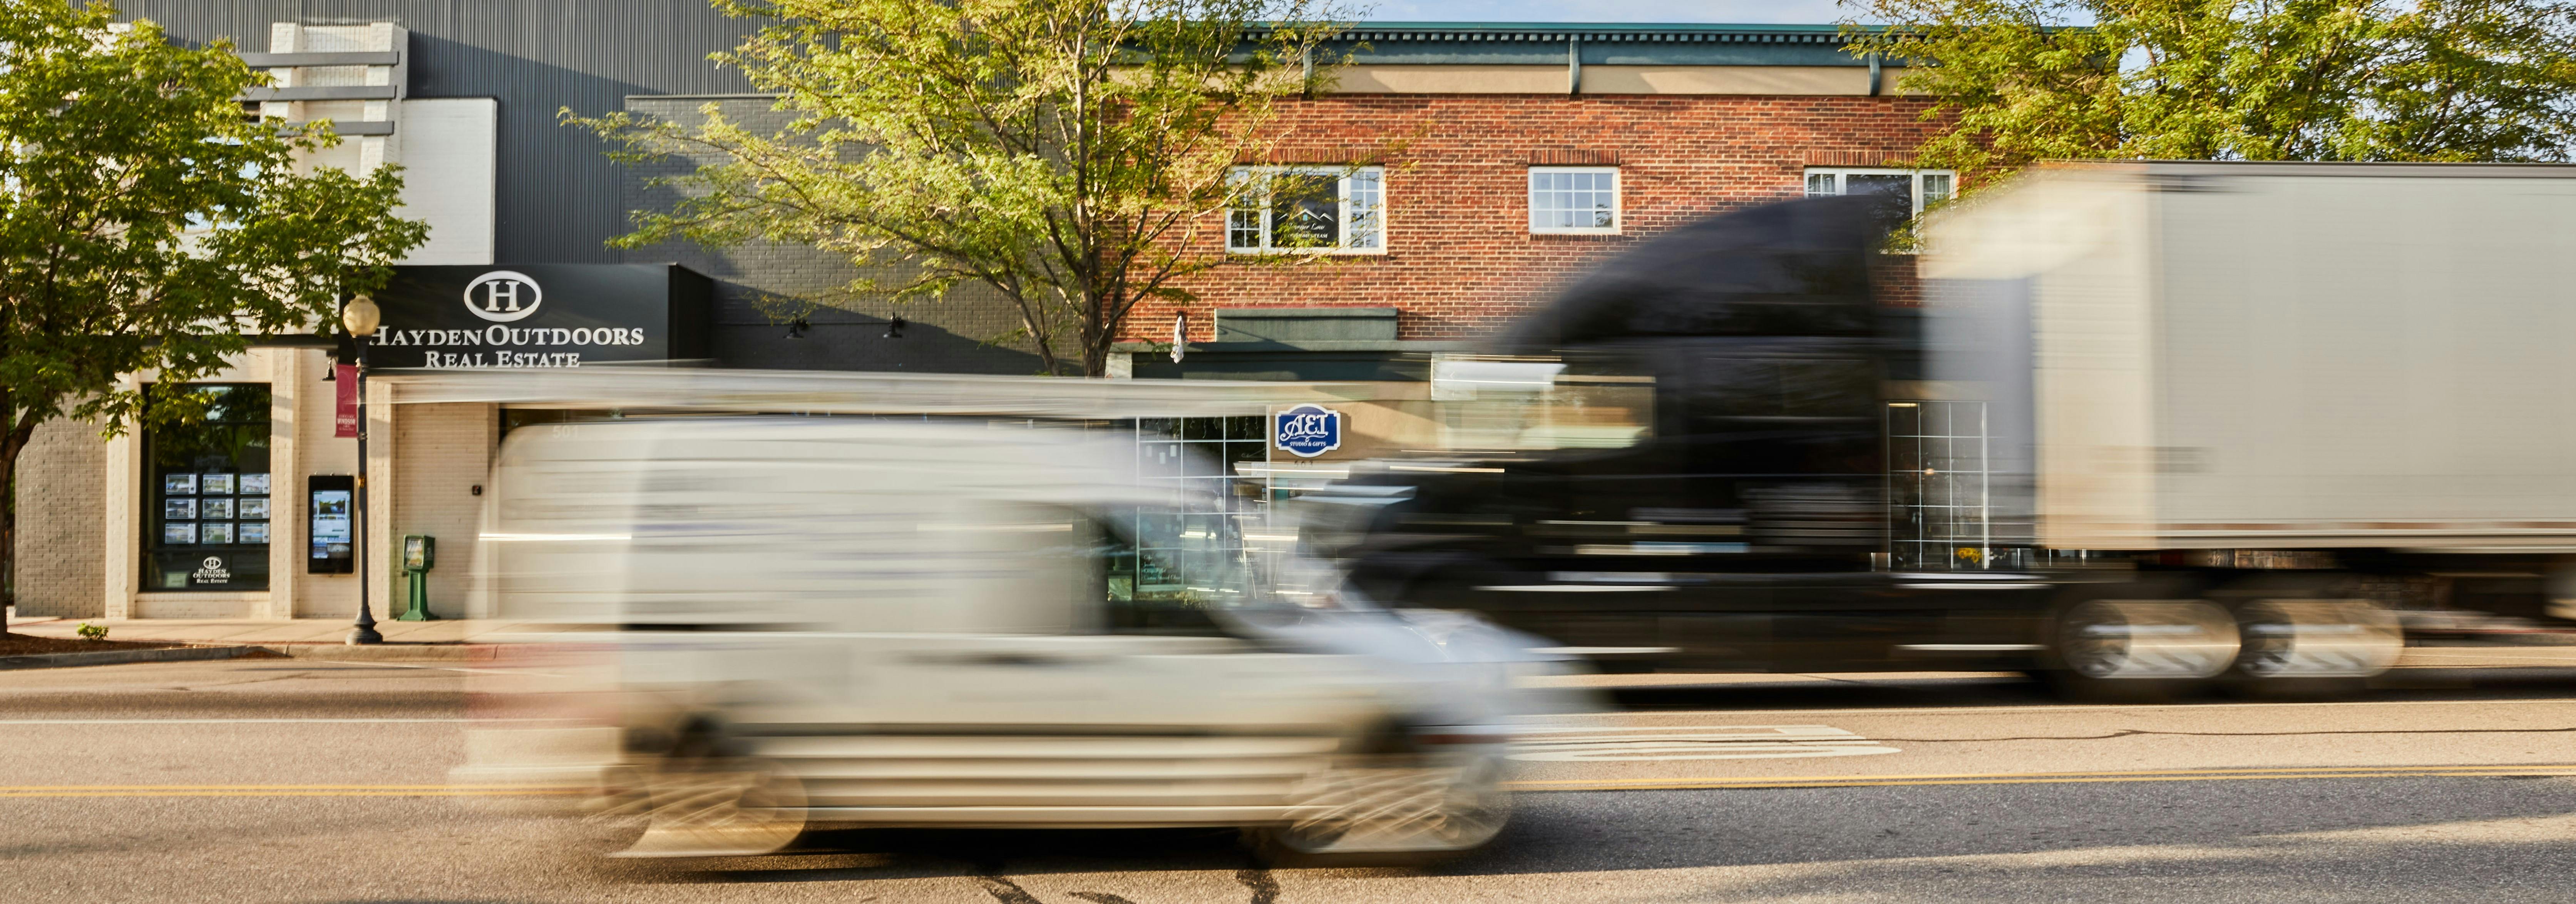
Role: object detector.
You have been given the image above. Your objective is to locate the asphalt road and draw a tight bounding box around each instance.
[8,658,2576,903]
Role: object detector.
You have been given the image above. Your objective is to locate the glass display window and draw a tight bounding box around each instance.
[143,384,271,592]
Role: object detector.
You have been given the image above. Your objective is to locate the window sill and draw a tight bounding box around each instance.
[1225,247,1389,257]
[1531,229,1623,237]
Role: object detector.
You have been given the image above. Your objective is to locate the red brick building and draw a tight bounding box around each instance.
[1120,23,1949,381]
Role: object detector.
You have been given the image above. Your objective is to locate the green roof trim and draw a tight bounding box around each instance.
[1278,21,1866,34]
[1279,22,1873,40]
[1245,22,1880,66]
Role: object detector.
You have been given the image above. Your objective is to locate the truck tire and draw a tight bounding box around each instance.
[2041,588,2240,702]
[2225,592,2403,698]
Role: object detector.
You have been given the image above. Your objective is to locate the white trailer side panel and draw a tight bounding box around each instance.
[1934,163,2576,551]
[2150,168,2576,548]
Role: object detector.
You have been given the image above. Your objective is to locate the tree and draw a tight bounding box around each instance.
[572,0,1352,377]
[0,1,428,633]
[1846,0,2576,183]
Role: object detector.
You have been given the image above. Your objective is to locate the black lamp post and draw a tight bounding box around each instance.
[343,295,385,645]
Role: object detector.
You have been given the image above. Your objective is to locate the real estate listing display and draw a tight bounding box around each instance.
[142,385,273,591]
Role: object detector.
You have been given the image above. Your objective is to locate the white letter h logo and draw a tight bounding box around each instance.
[482,280,523,312]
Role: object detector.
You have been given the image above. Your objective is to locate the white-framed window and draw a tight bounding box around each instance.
[1528,166,1620,234]
[1803,167,1955,217]
[1226,166,1384,253]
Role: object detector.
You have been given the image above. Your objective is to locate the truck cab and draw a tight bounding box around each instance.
[1309,335,2055,674]
[1301,197,2061,675]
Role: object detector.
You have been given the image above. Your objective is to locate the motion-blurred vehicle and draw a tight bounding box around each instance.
[1304,162,2576,698]
[455,417,1574,864]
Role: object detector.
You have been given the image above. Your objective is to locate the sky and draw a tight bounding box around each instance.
[1358,1,1858,23]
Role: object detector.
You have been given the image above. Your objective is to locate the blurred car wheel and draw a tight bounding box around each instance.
[601,755,807,859]
[1252,751,1510,867]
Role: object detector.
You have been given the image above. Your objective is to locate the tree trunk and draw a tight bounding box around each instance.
[1081,285,1117,378]
[1081,333,1111,378]
[1,449,12,640]
[0,393,45,640]
[0,396,20,640]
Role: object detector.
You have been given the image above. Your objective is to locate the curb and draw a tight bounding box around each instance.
[264,643,498,662]
[0,644,259,671]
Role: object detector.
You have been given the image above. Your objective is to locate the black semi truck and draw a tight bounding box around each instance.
[1301,163,2576,696]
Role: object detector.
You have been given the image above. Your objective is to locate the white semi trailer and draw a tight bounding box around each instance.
[1923,160,2576,684]
[1931,160,2576,555]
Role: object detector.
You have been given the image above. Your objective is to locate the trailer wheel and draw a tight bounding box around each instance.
[2227,597,2402,697]
[2042,592,2239,701]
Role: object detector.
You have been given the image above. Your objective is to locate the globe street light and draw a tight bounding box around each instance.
[342,295,384,645]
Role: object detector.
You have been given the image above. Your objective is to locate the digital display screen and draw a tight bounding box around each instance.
[309,475,356,573]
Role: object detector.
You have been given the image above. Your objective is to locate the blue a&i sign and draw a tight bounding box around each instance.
[1273,404,1344,458]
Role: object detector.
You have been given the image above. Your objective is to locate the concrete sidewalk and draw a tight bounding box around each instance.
[3,616,527,662]
[7,616,521,645]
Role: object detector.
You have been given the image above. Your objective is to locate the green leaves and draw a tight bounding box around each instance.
[0,1,426,440]
[1849,0,2576,184]
[575,0,1349,375]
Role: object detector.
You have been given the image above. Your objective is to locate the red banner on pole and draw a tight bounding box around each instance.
[334,365,360,438]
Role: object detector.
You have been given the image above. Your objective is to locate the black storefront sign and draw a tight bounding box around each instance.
[365,264,712,369]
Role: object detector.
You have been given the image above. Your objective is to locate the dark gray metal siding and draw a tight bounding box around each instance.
[119,0,759,264]
[618,97,1053,375]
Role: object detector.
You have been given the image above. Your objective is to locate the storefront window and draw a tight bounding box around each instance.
[1087,505,1255,636]
[1130,416,1270,623]
[1429,354,1657,451]
[142,384,272,592]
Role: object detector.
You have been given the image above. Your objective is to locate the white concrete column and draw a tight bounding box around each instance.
[263,22,300,124]
[99,378,140,619]
[365,378,399,620]
[263,349,302,619]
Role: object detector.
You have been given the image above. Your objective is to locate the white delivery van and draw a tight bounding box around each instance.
[456,416,1575,864]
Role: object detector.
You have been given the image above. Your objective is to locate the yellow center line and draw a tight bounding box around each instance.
[1511,762,2576,785]
[0,784,560,791]
[0,784,584,798]
[0,790,587,798]
[1508,763,2576,792]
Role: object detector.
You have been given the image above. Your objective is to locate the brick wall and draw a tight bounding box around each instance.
[1136,93,1947,343]
[1873,254,1923,308]
[392,402,494,619]
[13,417,106,618]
